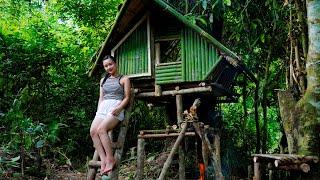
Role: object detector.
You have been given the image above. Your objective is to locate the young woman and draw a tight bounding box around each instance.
[90,55,131,175]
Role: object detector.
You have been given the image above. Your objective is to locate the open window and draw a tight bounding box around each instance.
[158,38,181,64]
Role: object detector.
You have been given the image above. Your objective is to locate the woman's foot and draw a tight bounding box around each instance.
[99,159,106,175]
[101,158,116,175]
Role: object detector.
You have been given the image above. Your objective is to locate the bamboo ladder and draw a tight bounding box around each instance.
[87,90,135,180]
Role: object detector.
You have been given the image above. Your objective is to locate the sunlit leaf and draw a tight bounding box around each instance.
[224,0,231,6]
[11,156,20,162]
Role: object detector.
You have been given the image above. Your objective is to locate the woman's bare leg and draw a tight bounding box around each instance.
[98,115,119,173]
[90,117,107,171]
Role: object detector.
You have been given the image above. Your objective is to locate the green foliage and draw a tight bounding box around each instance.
[0,0,122,176]
[0,0,309,178]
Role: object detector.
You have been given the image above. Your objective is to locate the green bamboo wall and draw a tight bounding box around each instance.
[115,21,148,75]
[182,27,220,82]
[155,27,220,85]
[155,62,183,84]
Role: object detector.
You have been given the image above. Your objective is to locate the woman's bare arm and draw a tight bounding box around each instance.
[97,78,104,108]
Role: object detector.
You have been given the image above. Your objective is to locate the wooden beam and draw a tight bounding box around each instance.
[136,86,212,97]
[138,132,195,139]
[87,151,99,180]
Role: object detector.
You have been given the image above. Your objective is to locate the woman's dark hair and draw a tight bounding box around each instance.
[101,55,116,87]
[102,55,116,62]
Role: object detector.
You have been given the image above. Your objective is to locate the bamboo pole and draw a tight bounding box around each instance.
[158,123,188,180]
[88,160,101,168]
[87,150,99,180]
[176,93,185,180]
[155,43,162,96]
[202,140,209,174]
[204,133,223,179]
[136,86,212,97]
[136,138,145,180]
[253,157,260,180]
[268,169,273,180]
[139,129,182,134]
[176,95,183,125]
[178,146,186,180]
[214,132,222,179]
[138,132,195,138]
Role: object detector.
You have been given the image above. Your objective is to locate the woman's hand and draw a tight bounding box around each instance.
[111,107,122,116]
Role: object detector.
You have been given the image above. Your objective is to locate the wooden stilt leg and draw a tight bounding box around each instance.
[136,138,145,180]
[87,150,99,180]
[214,132,223,179]
[253,157,260,180]
[179,145,185,180]
[176,94,185,180]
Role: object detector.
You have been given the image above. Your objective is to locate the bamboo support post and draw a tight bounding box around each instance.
[176,93,185,180]
[268,169,273,180]
[158,123,188,180]
[214,131,222,179]
[154,43,162,96]
[202,141,209,173]
[204,133,223,179]
[176,94,183,125]
[253,157,260,180]
[179,146,186,180]
[87,150,99,180]
[136,138,145,180]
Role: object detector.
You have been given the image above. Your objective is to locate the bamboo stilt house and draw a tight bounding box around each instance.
[89,0,255,104]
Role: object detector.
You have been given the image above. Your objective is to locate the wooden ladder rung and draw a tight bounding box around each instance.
[88,160,101,168]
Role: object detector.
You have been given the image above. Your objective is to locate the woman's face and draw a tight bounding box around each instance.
[103,59,117,75]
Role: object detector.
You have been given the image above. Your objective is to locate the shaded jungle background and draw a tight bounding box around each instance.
[0,0,313,179]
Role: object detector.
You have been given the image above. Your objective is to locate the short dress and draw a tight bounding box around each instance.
[95,76,125,121]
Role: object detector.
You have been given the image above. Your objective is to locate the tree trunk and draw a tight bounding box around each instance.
[277,90,299,154]
[296,0,320,156]
[278,0,320,157]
